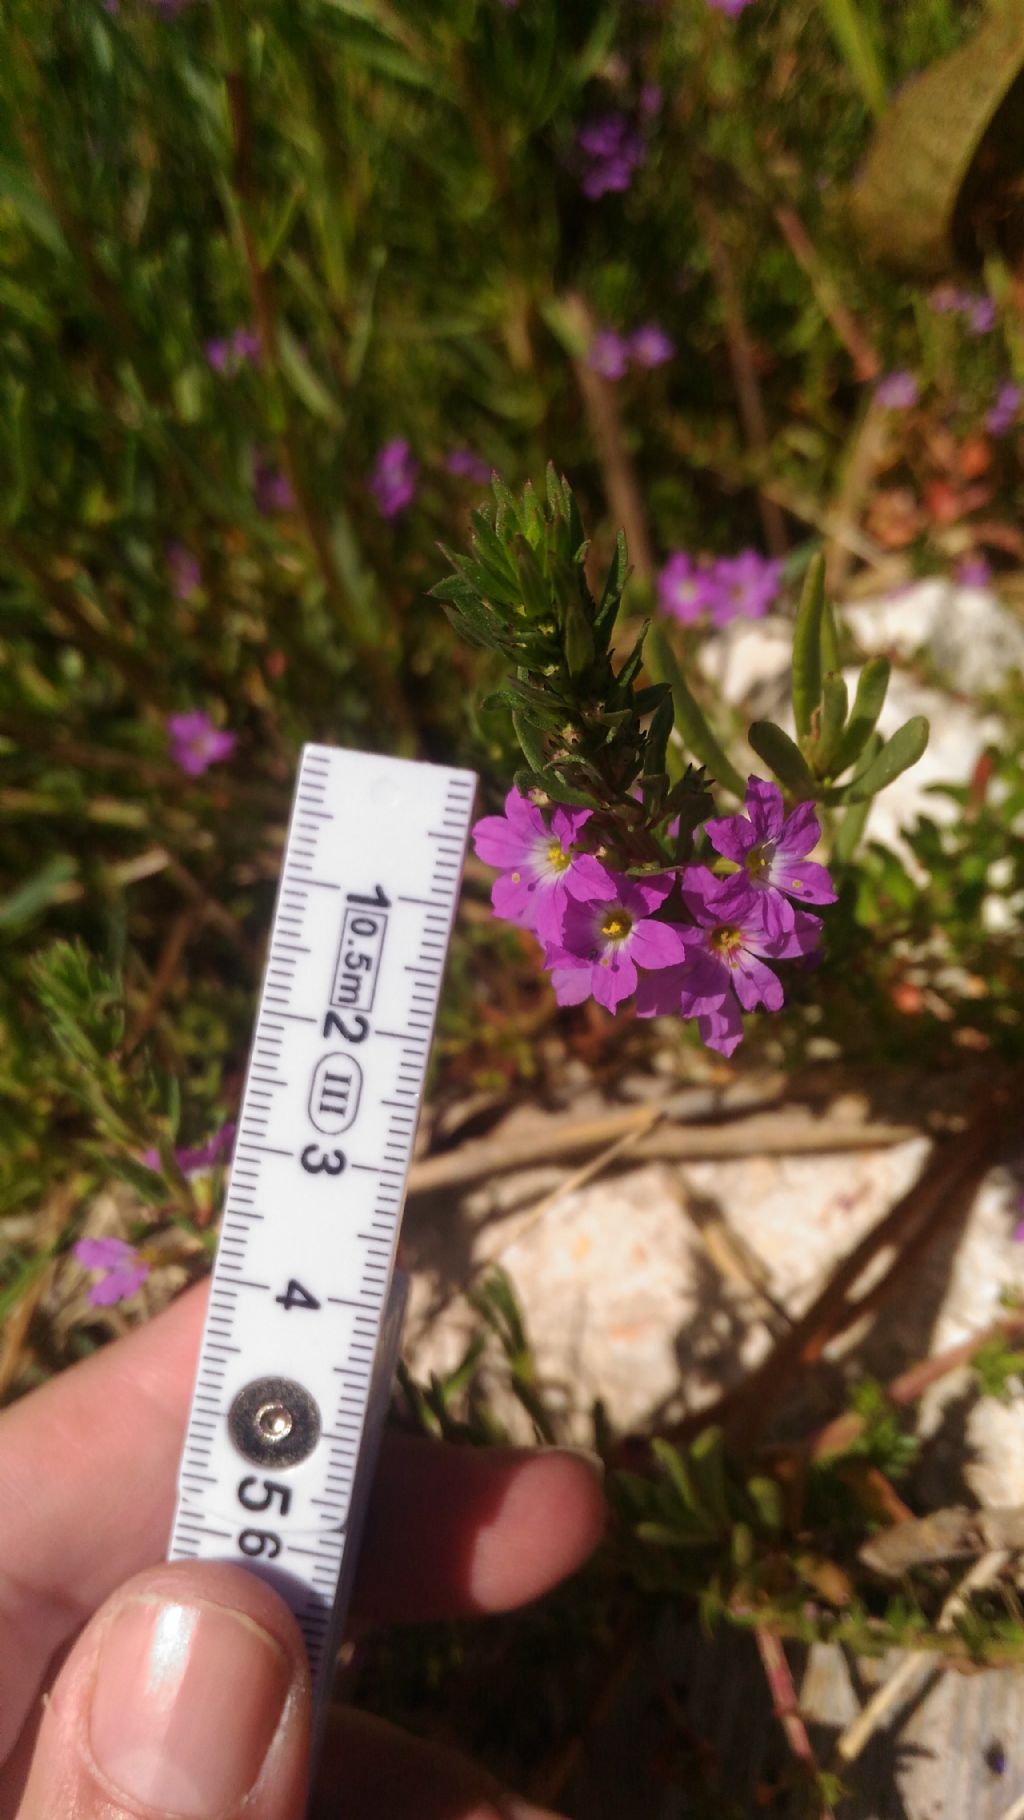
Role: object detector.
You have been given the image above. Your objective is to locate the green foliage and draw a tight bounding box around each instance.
[749,555,930,811]
[437,470,716,867]
[972,1335,1024,1405]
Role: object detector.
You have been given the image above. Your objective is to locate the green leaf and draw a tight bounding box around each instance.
[833,796,871,865]
[748,722,818,798]
[511,711,549,775]
[643,688,675,779]
[791,554,826,742]
[848,3,1024,276]
[276,326,346,425]
[832,657,891,776]
[844,716,930,802]
[813,671,850,778]
[0,856,77,931]
[103,1154,171,1206]
[648,628,746,798]
[820,0,888,118]
[746,1474,784,1534]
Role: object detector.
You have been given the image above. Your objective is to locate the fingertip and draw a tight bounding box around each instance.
[466,1448,607,1612]
[18,1559,311,1820]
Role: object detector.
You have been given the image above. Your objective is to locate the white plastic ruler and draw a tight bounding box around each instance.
[168,743,476,1753]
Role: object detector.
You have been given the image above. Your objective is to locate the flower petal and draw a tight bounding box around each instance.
[491,872,535,926]
[771,858,837,906]
[777,799,821,858]
[745,776,785,841]
[697,997,745,1057]
[704,813,756,863]
[731,951,783,1012]
[566,856,619,902]
[473,815,531,869]
[591,950,637,1011]
[630,918,690,970]
[551,965,593,1007]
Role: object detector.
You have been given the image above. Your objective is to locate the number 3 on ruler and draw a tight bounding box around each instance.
[300,1144,346,1175]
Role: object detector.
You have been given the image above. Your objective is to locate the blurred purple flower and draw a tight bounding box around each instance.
[73,1237,149,1307]
[707,0,756,14]
[589,329,631,380]
[206,326,261,375]
[705,777,836,936]
[966,296,997,335]
[638,83,664,118]
[167,541,201,600]
[370,438,419,518]
[473,789,615,942]
[629,323,675,369]
[955,554,993,589]
[547,873,688,1011]
[929,283,965,315]
[876,370,919,410]
[578,114,645,199]
[253,455,295,516]
[657,553,717,625]
[167,710,236,776]
[142,1120,236,1177]
[987,383,1021,438]
[709,550,783,625]
[445,447,491,485]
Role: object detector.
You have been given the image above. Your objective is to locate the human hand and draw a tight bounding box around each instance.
[0,1280,605,1818]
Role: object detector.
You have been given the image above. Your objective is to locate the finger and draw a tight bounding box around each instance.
[314,1706,563,1820]
[359,1435,606,1620]
[15,1561,311,1820]
[0,1281,605,1754]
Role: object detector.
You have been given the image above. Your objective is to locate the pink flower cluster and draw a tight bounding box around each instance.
[205,326,261,375]
[589,324,675,380]
[657,549,783,628]
[473,777,835,1056]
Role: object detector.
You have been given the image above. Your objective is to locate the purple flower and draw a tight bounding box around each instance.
[638,83,664,119]
[987,383,1021,438]
[370,438,419,518]
[588,329,631,381]
[73,1237,149,1307]
[167,541,201,600]
[445,447,491,485]
[206,325,260,376]
[167,710,236,777]
[547,873,689,1011]
[704,777,837,936]
[966,296,997,335]
[657,553,717,626]
[929,283,965,315]
[707,0,756,13]
[708,550,783,625]
[956,554,993,588]
[577,114,645,199]
[628,324,675,369]
[636,868,821,1052]
[875,370,919,410]
[142,1121,236,1177]
[473,790,615,943]
[253,455,295,516]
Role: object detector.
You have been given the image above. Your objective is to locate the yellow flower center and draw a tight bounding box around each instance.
[745,845,770,880]
[547,840,572,873]
[601,911,632,941]
[710,924,743,956]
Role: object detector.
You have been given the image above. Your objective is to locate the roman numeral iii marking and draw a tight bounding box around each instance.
[168,746,476,1781]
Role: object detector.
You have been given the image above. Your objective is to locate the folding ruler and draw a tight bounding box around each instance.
[168,744,476,1773]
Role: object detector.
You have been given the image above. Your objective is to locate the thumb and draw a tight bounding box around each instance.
[17,1561,311,1820]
